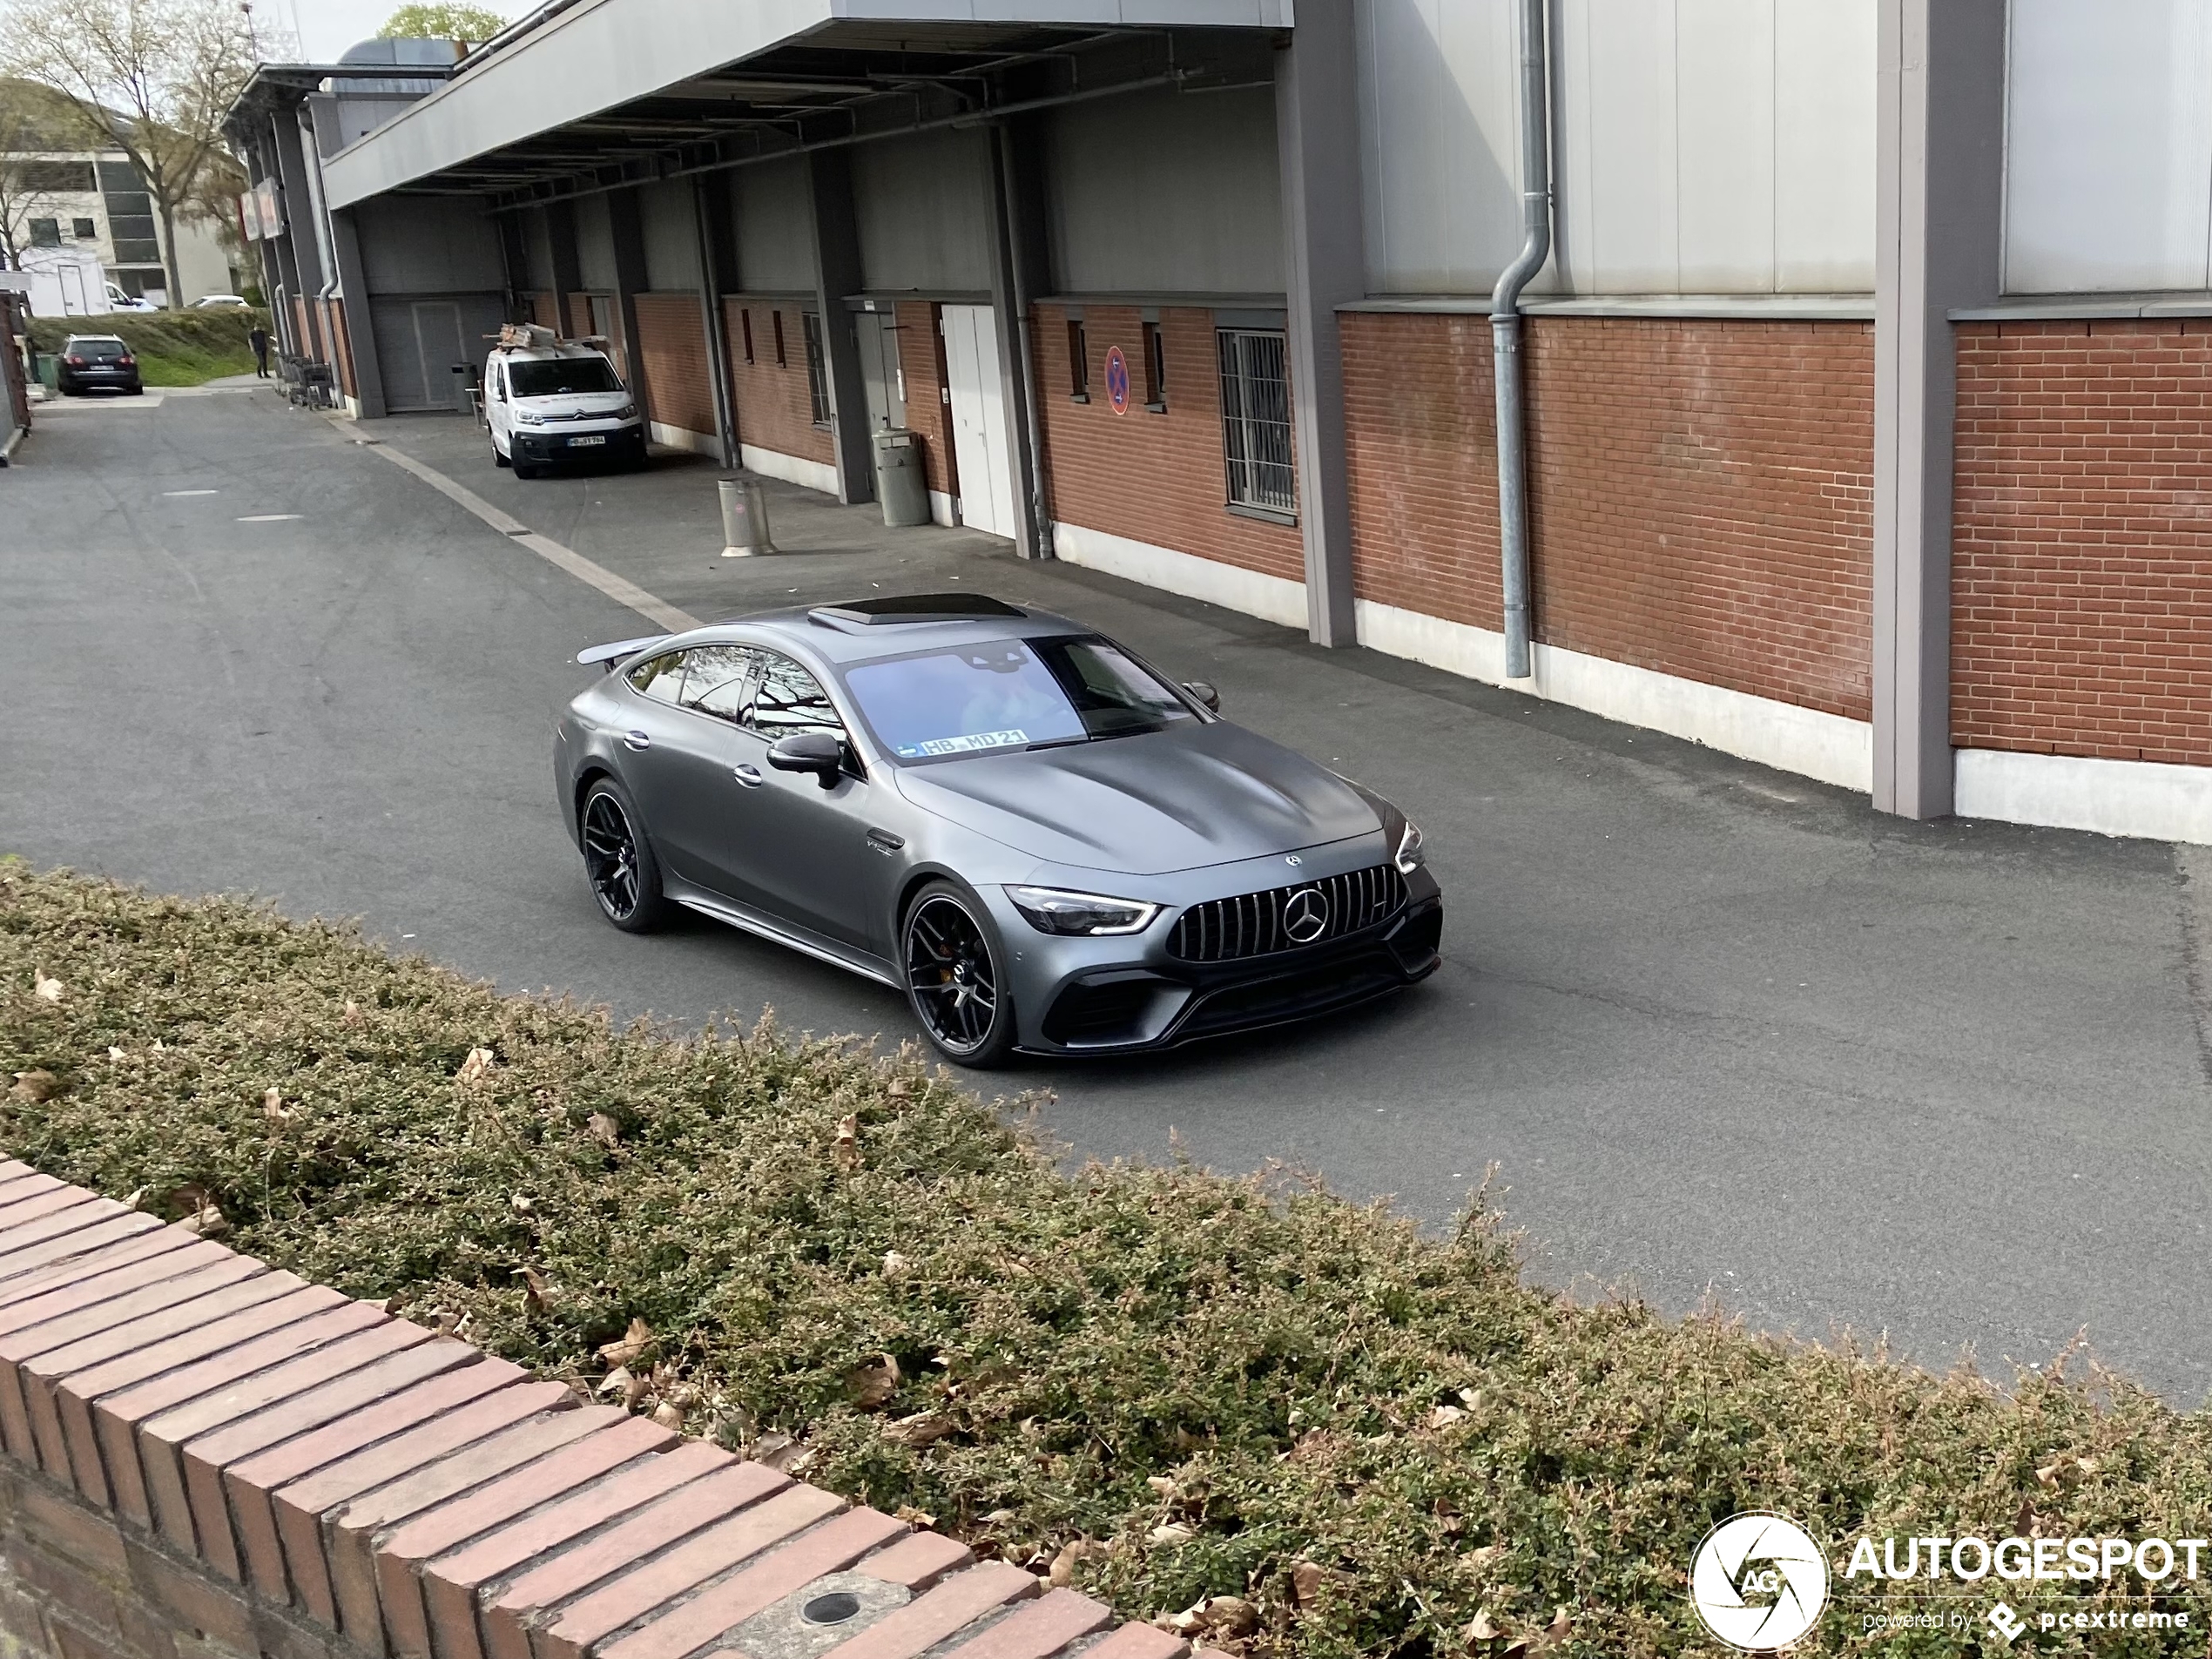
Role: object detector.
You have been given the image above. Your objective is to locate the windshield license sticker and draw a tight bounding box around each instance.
[906,729,1028,757]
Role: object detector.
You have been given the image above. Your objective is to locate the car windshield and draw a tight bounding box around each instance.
[508,358,621,396]
[841,635,1195,761]
[71,340,125,358]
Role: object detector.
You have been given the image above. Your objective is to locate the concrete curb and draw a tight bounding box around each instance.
[0,1163,1192,1659]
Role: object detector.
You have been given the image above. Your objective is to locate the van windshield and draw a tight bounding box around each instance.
[509,359,621,396]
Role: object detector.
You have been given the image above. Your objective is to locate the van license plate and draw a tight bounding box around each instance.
[569,435,606,448]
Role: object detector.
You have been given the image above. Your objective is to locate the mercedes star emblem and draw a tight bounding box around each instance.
[1283,886,1330,943]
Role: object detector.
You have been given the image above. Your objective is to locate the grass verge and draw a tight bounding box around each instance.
[29,309,266,388]
[3,862,2209,1658]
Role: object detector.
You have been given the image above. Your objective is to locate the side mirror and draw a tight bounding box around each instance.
[1182,680,1220,713]
[766,731,845,788]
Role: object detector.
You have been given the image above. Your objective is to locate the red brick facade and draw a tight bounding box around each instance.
[0,1163,1181,1659]
[1033,305,1305,587]
[529,293,558,331]
[1952,319,2212,765]
[1341,312,1876,722]
[895,301,956,499]
[631,293,714,438]
[724,297,833,469]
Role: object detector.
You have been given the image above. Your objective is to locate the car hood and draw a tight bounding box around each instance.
[517,393,631,416]
[892,721,1382,874]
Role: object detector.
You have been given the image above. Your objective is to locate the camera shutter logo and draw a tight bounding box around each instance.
[1284,886,1330,943]
[1689,1514,1829,1651]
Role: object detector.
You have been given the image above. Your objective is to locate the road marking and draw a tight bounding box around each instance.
[164,489,218,496]
[354,436,700,633]
[236,513,302,522]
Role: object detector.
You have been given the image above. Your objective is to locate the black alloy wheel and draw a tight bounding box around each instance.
[903,882,1015,1067]
[580,779,665,933]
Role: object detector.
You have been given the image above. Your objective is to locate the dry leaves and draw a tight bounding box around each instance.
[1049,1541,1099,1587]
[263,1086,292,1122]
[455,1046,496,1084]
[894,1503,937,1528]
[597,1316,652,1368]
[1146,1522,1193,1546]
[750,1431,804,1472]
[169,1184,227,1238]
[881,1412,953,1448]
[10,1070,60,1103]
[832,1113,861,1171]
[586,1112,620,1146]
[845,1353,900,1410]
[31,971,62,1004]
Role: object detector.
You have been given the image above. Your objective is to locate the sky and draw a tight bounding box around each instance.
[262,0,535,64]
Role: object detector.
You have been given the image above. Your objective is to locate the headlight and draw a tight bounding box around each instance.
[1004,886,1160,936]
[614,401,638,420]
[516,410,546,426]
[1394,819,1426,873]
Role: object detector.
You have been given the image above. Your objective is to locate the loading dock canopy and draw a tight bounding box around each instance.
[320,0,1292,211]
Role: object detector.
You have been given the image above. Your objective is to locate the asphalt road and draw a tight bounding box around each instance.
[8,388,2212,1401]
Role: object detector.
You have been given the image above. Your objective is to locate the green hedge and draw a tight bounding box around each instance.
[28,308,268,387]
[3,862,2210,1658]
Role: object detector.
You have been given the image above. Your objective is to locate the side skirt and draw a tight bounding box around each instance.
[672,891,901,988]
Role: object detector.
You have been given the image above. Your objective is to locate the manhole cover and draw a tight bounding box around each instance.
[800,1594,863,1627]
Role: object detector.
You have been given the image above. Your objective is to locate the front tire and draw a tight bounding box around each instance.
[579,777,666,933]
[493,437,510,468]
[902,881,1016,1068]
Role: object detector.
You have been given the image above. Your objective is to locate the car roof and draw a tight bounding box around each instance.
[687,597,1089,667]
[64,334,125,346]
[492,345,610,362]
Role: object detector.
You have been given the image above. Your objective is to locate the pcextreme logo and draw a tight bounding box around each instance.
[1690,1514,1831,1650]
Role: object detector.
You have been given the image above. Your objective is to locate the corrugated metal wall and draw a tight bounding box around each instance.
[853,126,993,293]
[1045,85,1285,295]
[732,159,815,293]
[1356,0,1876,295]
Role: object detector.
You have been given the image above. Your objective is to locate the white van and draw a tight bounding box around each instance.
[483,329,645,479]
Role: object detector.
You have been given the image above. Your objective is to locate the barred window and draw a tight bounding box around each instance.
[802,311,831,426]
[1216,328,1294,516]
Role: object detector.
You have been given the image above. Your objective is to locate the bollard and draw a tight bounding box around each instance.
[718,475,779,556]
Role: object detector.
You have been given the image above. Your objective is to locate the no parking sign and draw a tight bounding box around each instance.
[1103,344,1130,415]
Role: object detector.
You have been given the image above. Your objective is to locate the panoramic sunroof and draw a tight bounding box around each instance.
[808,594,1027,626]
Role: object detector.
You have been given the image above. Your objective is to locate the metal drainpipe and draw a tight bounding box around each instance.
[1491,0,1553,679]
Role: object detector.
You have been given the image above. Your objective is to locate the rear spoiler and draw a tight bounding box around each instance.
[576,633,669,671]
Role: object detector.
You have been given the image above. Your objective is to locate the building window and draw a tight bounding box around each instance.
[739,308,754,365]
[802,312,831,425]
[1217,328,1295,517]
[1143,320,1166,411]
[19,161,93,192]
[772,309,786,367]
[29,218,59,248]
[1067,318,1089,401]
[71,218,96,240]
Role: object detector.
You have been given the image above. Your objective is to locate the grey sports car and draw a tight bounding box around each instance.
[554,594,1441,1066]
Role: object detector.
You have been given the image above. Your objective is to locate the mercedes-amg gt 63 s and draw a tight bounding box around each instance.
[555,594,1442,1065]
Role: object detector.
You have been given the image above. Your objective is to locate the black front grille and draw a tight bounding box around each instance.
[1168,864,1407,962]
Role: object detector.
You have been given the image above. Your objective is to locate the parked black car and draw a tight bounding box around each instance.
[57,335,143,395]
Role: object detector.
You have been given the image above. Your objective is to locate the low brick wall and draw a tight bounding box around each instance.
[0,1163,1184,1659]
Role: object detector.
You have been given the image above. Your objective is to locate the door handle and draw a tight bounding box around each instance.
[867,828,904,854]
[623,730,651,752]
[732,764,764,787]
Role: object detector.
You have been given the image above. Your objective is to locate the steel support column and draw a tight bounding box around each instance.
[607,187,653,419]
[546,199,583,338]
[807,148,874,504]
[695,176,740,469]
[1871,0,2005,818]
[1274,0,1362,645]
[327,207,385,418]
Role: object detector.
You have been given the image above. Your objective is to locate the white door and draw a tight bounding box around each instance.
[941,304,1018,541]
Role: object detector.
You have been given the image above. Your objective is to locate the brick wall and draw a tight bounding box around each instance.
[724,298,833,469]
[324,301,355,401]
[1953,320,2212,765]
[894,302,954,499]
[1034,306,1305,587]
[567,296,623,381]
[529,294,559,332]
[631,294,714,439]
[0,1163,1189,1659]
[1341,312,1877,722]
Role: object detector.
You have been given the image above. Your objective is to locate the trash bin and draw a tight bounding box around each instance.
[718,475,779,557]
[873,428,929,528]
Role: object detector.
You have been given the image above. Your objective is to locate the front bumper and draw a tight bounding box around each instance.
[513,421,645,464]
[996,854,1444,1056]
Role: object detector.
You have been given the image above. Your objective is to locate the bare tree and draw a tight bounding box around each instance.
[2,0,259,307]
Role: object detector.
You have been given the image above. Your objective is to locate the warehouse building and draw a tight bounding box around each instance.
[229,0,2212,845]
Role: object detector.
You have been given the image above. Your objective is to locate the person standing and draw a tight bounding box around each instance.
[249,322,270,378]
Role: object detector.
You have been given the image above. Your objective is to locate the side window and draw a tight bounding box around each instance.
[677,644,758,725]
[747,652,844,743]
[627,651,687,705]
